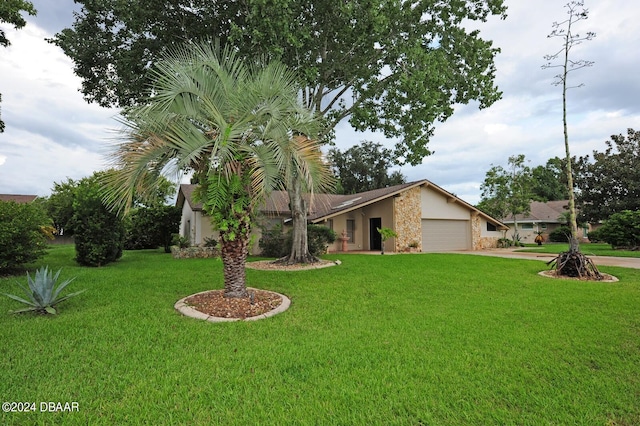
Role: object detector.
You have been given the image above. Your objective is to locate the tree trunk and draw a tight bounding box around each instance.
[562,36,580,254]
[220,232,249,298]
[285,174,316,264]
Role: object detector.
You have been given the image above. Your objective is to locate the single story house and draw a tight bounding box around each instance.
[177,180,508,254]
[501,200,592,243]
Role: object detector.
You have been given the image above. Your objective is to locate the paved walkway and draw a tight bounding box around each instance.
[459,248,640,270]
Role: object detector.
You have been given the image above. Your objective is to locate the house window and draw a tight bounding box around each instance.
[521,223,534,230]
[486,222,497,232]
[327,219,333,230]
[346,219,355,243]
[541,223,547,229]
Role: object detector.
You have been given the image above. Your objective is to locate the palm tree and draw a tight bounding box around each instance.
[104,42,331,298]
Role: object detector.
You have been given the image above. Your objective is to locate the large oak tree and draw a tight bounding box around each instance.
[53,0,507,262]
[576,128,640,223]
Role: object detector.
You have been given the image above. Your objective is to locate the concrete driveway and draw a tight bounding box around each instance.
[460,248,640,270]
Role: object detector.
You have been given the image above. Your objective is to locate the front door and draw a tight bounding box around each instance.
[369,218,382,250]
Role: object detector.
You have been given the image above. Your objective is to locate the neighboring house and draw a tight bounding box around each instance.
[178,180,507,254]
[0,194,38,203]
[501,200,592,243]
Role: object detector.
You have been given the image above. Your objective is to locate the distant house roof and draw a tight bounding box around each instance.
[0,194,38,204]
[502,200,570,224]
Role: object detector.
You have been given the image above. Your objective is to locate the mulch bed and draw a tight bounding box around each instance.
[184,289,283,319]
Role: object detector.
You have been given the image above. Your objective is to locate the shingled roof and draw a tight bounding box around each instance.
[0,194,38,204]
[502,200,570,223]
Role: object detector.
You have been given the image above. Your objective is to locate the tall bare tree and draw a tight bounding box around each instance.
[542,1,601,279]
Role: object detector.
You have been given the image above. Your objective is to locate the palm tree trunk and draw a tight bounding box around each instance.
[220,232,249,298]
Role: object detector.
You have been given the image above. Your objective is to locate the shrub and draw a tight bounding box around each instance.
[72,175,125,267]
[258,224,287,258]
[202,236,218,248]
[2,266,84,315]
[125,205,181,252]
[595,210,640,249]
[0,201,51,273]
[549,225,571,243]
[306,225,337,256]
[172,235,191,249]
[258,224,336,258]
[587,227,604,243]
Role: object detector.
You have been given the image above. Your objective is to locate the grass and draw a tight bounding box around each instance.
[1,245,639,425]
[518,242,640,258]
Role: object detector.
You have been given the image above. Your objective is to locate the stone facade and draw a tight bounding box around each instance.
[171,246,220,259]
[472,214,499,250]
[393,186,422,252]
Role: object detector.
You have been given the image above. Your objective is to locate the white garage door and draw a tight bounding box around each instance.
[422,219,471,252]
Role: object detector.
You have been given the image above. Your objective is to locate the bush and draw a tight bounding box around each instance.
[306,224,337,256]
[595,210,640,249]
[549,225,571,243]
[258,224,336,258]
[72,175,125,267]
[258,224,287,258]
[0,201,51,273]
[124,205,181,252]
[587,227,604,243]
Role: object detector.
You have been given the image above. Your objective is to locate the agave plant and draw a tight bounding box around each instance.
[2,266,85,314]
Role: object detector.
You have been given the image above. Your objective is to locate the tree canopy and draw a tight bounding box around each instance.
[478,154,533,230]
[576,128,640,223]
[52,0,506,164]
[530,157,570,202]
[327,141,406,194]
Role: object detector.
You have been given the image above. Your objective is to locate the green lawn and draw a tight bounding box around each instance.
[518,242,640,258]
[1,245,639,425]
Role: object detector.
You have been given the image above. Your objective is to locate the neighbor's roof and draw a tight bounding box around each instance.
[502,200,570,224]
[0,194,38,203]
[177,180,508,229]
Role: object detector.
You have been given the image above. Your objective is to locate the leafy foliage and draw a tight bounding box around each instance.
[549,226,572,243]
[258,224,287,258]
[259,224,336,258]
[531,157,570,202]
[576,128,640,223]
[72,174,125,267]
[2,266,84,315]
[44,177,79,236]
[478,154,533,224]
[591,210,640,250]
[53,0,505,165]
[0,200,51,273]
[124,205,181,253]
[327,141,406,194]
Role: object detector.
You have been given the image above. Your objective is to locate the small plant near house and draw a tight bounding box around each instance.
[534,231,544,246]
[497,238,512,248]
[172,235,191,249]
[377,227,398,255]
[202,236,218,248]
[2,266,85,315]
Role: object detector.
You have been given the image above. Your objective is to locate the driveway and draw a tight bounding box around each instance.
[459,248,640,270]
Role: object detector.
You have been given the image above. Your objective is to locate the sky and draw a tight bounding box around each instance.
[1,0,639,205]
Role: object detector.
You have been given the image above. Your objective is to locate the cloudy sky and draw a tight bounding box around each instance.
[1,0,639,205]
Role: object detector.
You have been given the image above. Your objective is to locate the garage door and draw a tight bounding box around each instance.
[422,219,470,252]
